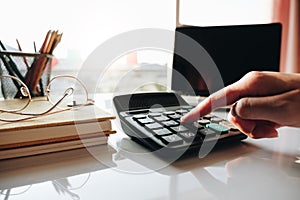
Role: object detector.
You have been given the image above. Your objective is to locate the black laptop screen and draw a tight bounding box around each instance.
[171,23,281,96]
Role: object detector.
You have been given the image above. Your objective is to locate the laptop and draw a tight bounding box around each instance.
[171,23,282,98]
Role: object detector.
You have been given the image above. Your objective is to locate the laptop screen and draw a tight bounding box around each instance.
[171,23,282,96]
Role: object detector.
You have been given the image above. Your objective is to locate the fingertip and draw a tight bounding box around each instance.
[180,109,200,123]
[181,102,206,122]
[180,115,189,123]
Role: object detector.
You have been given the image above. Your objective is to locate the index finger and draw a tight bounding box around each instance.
[181,71,295,123]
[182,71,290,122]
[181,85,240,122]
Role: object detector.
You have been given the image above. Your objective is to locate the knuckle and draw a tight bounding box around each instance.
[243,71,266,87]
[244,71,260,79]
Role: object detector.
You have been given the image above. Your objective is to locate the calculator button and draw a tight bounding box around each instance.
[219,121,239,131]
[197,119,211,125]
[133,114,147,120]
[175,109,188,114]
[178,132,197,142]
[162,120,179,127]
[168,114,182,120]
[203,114,213,119]
[198,128,217,138]
[148,113,161,117]
[153,128,172,136]
[137,118,154,125]
[170,125,188,132]
[206,123,229,134]
[153,115,170,121]
[163,111,176,115]
[145,122,163,130]
[161,134,183,146]
[210,117,223,123]
[181,105,194,109]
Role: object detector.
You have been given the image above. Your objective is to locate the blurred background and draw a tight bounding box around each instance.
[1,0,297,93]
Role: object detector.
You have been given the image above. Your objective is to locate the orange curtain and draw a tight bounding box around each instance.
[298,0,300,73]
[273,0,300,72]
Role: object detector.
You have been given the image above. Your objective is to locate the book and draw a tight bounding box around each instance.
[0,98,115,144]
[0,133,111,160]
[0,130,116,150]
[0,98,116,159]
[0,120,114,147]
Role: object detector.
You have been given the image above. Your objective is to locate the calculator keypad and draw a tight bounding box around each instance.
[128,106,241,147]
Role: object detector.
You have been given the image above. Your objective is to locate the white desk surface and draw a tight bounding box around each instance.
[1,95,300,200]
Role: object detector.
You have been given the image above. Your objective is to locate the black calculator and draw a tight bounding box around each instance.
[113,92,247,158]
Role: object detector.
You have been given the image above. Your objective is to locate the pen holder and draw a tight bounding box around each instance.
[0,51,53,99]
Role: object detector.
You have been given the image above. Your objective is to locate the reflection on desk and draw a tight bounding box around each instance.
[0,145,116,199]
[0,126,300,200]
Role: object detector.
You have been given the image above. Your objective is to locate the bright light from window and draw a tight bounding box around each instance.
[1,0,176,64]
[180,0,274,26]
[1,0,274,71]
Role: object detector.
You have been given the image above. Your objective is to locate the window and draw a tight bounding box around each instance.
[1,0,274,93]
[1,0,175,65]
[180,0,274,26]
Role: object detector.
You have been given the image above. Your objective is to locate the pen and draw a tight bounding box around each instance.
[0,40,25,83]
[33,41,37,53]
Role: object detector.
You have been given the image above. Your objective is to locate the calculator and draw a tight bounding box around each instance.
[113,92,247,158]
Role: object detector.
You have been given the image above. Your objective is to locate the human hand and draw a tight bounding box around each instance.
[181,71,300,138]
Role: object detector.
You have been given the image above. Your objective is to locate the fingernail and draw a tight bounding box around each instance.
[180,115,189,122]
[180,116,185,122]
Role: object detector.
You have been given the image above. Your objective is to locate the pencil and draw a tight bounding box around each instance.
[24,30,62,95]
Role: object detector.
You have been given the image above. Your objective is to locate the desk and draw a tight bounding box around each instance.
[1,95,300,200]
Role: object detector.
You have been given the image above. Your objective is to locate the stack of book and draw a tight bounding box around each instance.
[0,99,116,160]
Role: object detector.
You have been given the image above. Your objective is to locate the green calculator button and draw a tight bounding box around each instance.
[206,123,229,134]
